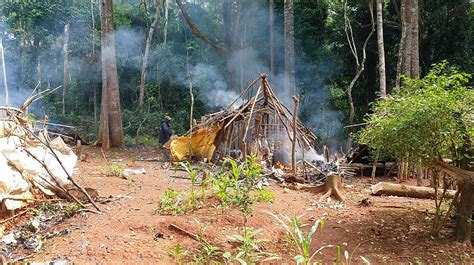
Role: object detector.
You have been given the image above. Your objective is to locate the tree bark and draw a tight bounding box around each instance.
[452,113,473,245]
[269,0,275,77]
[396,0,420,87]
[0,35,8,106]
[139,0,160,106]
[371,182,457,199]
[91,0,98,121]
[456,180,473,245]
[410,0,420,79]
[163,0,169,44]
[284,0,296,96]
[376,0,387,97]
[99,0,124,149]
[223,0,242,92]
[401,0,412,79]
[62,23,70,115]
[395,0,407,89]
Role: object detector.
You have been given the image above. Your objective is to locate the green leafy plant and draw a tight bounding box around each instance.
[356,62,474,237]
[169,244,188,263]
[226,227,278,264]
[177,161,206,210]
[64,202,82,217]
[212,156,269,213]
[194,241,222,263]
[107,163,124,177]
[254,188,275,203]
[155,188,187,215]
[268,212,333,264]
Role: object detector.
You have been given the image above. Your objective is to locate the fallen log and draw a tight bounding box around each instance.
[371,182,456,199]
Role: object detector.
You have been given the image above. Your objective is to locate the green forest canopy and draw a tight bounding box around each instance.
[0,0,472,147]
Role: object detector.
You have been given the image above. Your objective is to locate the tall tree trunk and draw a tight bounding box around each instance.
[0,35,8,106]
[223,0,241,91]
[396,0,419,87]
[376,0,386,97]
[269,0,275,77]
[453,113,473,245]
[284,0,295,96]
[395,0,407,89]
[62,23,70,115]
[139,0,160,106]
[401,0,412,79]
[410,0,420,79]
[91,0,98,121]
[163,0,169,44]
[456,180,473,245]
[99,0,123,149]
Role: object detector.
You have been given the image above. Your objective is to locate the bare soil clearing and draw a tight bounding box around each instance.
[7,147,470,264]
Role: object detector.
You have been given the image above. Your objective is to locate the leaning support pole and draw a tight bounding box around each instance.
[0,35,8,106]
[291,95,299,176]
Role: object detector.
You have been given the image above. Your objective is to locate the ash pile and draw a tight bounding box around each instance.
[270,149,357,186]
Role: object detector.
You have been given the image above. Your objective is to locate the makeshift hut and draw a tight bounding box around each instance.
[170,74,318,165]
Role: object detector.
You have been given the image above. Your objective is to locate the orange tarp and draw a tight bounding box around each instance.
[170,123,222,162]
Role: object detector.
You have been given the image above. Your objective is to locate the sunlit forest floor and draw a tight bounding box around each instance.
[9,147,471,264]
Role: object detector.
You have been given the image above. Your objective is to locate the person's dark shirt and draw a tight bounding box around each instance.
[159,121,172,144]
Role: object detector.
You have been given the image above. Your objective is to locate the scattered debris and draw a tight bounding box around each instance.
[359,198,372,207]
[0,202,83,260]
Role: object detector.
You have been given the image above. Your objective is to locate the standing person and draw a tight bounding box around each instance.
[159,116,174,165]
[159,115,173,146]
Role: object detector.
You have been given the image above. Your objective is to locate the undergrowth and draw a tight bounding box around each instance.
[155,156,274,215]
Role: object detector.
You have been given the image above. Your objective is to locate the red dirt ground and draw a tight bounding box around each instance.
[5,146,473,264]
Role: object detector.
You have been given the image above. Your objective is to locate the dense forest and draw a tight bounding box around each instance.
[0,0,471,147]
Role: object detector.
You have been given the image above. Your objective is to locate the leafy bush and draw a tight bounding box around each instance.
[356,62,473,168]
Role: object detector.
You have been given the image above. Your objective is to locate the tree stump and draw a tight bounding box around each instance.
[318,173,345,202]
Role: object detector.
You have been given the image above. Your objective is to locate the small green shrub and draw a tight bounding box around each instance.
[194,241,222,263]
[107,163,124,177]
[169,244,188,263]
[225,227,278,263]
[254,189,275,203]
[268,212,330,265]
[64,202,83,217]
[155,188,187,215]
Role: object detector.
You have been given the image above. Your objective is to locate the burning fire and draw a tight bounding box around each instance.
[274,161,292,171]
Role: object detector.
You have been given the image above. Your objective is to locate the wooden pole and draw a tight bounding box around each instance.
[0,34,8,106]
[291,95,299,176]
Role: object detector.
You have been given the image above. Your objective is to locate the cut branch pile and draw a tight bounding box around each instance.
[0,91,100,213]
